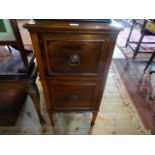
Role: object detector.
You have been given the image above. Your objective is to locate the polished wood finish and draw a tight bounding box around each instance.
[42,34,105,75]
[0,63,44,125]
[0,45,43,126]
[0,88,27,125]
[25,20,122,126]
[47,80,98,110]
[91,112,98,126]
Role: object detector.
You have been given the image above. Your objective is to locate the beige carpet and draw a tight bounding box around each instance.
[0,63,149,135]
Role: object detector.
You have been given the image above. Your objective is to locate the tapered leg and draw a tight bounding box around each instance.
[7,46,12,53]
[125,20,136,47]
[133,33,144,59]
[49,112,55,126]
[28,82,45,125]
[91,112,98,126]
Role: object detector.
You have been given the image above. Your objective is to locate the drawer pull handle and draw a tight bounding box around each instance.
[69,94,78,103]
[69,54,80,66]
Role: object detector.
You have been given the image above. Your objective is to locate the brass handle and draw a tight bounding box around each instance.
[69,54,80,66]
[69,94,78,103]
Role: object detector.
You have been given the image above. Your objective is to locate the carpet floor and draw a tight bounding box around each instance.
[0,62,148,135]
[115,21,155,134]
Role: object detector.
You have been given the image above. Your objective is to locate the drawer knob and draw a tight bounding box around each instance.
[69,54,80,66]
[69,94,78,103]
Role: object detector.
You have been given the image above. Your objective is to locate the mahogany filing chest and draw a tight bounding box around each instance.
[25,20,122,126]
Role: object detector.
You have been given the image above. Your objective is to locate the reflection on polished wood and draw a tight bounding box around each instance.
[0,46,44,126]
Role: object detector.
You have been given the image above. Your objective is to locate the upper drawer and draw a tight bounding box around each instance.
[40,34,108,76]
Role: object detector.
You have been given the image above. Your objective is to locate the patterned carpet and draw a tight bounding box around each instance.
[0,63,148,135]
[115,21,155,134]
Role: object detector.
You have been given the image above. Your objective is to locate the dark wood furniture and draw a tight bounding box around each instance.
[0,20,43,126]
[25,20,122,126]
[0,47,44,125]
[0,63,44,125]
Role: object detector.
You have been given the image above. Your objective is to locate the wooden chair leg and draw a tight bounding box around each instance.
[143,50,155,73]
[133,33,144,59]
[28,82,45,125]
[7,46,12,53]
[125,20,136,47]
[150,70,155,75]
[49,112,55,126]
[91,112,98,126]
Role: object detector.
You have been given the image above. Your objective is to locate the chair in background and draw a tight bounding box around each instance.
[126,19,155,73]
[0,19,44,126]
[0,19,34,72]
[126,19,155,58]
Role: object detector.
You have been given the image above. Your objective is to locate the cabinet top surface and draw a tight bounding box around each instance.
[24,20,123,33]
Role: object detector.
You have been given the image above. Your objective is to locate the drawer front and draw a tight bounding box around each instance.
[41,34,106,75]
[46,80,98,110]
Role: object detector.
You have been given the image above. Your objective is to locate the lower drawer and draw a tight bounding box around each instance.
[46,80,98,110]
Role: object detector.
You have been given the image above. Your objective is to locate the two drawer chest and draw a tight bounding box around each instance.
[25,20,122,126]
